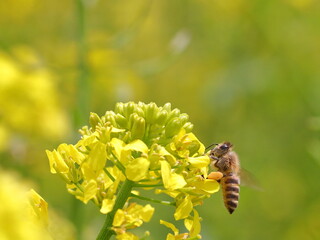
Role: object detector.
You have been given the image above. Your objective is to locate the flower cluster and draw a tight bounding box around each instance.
[46,102,220,239]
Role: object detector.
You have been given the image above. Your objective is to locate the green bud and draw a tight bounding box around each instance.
[105,111,117,127]
[131,117,146,140]
[114,113,127,128]
[115,102,125,115]
[99,126,111,143]
[79,126,90,136]
[167,108,181,122]
[145,102,158,124]
[123,102,136,118]
[135,106,145,118]
[163,102,172,113]
[165,117,182,138]
[89,112,101,131]
[128,113,139,130]
[155,110,168,125]
[183,122,194,132]
[179,113,189,125]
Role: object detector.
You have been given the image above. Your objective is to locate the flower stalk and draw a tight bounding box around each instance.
[130,193,175,206]
[97,179,134,240]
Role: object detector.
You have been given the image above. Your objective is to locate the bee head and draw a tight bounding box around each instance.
[211,141,233,157]
[220,142,233,150]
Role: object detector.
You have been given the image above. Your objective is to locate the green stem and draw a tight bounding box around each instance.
[97,179,134,240]
[133,183,163,188]
[130,193,175,206]
[74,0,90,129]
[103,168,115,182]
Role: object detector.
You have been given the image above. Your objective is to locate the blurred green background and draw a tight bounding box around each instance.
[1,0,320,239]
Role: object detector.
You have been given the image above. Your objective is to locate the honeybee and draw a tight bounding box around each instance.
[208,142,240,214]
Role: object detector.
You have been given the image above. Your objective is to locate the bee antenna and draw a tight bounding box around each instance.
[205,143,218,150]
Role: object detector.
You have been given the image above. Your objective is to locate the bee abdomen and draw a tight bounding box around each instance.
[222,174,240,214]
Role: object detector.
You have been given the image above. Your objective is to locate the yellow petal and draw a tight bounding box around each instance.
[169,173,187,190]
[126,157,150,181]
[113,209,126,227]
[100,196,116,214]
[58,144,85,164]
[82,180,97,204]
[77,134,98,147]
[46,149,69,174]
[190,209,201,237]
[160,220,179,235]
[188,156,210,168]
[28,189,48,226]
[110,138,125,159]
[115,232,139,240]
[87,142,107,171]
[124,139,149,154]
[174,195,193,220]
[158,146,176,165]
[191,179,220,194]
[161,161,187,190]
[138,204,155,222]
[166,233,176,240]
[160,160,171,188]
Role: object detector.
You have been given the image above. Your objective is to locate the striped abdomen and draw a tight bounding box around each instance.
[221,173,240,214]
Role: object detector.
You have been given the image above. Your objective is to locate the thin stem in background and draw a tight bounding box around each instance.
[71,0,90,239]
[74,0,90,129]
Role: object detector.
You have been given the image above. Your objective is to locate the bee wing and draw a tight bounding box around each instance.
[239,168,264,191]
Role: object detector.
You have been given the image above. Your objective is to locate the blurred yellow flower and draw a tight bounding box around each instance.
[0,50,69,152]
[28,189,49,226]
[0,170,52,240]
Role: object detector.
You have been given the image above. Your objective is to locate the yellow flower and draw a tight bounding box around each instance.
[112,203,155,237]
[174,195,193,220]
[115,232,139,240]
[47,102,221,239]
[160,220,194,240]
[86,141,108,171]
[0,50,69,150]
[0,170,52,240]
[161,161,187,190]
[125,157,150,181]
[46,149,69,174]
[184,210,201,238]
[28,189,49,226]
[100,196,117,214]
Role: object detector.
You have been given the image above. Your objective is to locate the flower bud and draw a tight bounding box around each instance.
[135,106,145,118]
[183,122,194,132]
[89,112,101,131]
[165,117,182,138]
[123,102,136,118]
[163,102,172,112]
[179,113,189,126]
[105,111,117,127]
[167,108,181,122]
[115,113,127,128]
[115,102,125,115]
[145,102,158,124]
[128,113,139,130]
[155,110,168,125]
[131,117,146,140]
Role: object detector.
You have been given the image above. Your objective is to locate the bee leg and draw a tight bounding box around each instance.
[207,171,224,181]
[210,156,219,161]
